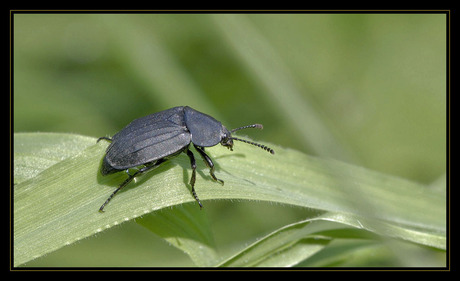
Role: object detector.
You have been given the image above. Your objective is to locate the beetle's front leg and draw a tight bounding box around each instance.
[193,145,224,185]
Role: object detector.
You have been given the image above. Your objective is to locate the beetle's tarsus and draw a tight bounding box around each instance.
[97,136,112,143]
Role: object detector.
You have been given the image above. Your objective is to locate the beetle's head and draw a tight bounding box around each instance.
[220,126,234,150]
[220,124,275,154]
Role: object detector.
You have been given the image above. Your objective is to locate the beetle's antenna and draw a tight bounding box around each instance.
[231,123,263,133]
[230,123,274,154]
[231,137,275,154]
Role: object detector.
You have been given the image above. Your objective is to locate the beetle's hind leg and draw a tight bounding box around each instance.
[99,172,136,212]
[99,159,165,212]
[193,145,224,185]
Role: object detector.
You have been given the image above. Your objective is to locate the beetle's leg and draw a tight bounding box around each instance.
[99,172,137,212]
[97,136,112,143]
[193,145,224,185]
[99,159,165,212]
[185,149,203,209]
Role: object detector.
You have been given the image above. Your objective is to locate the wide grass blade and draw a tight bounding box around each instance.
[13,133,445,266]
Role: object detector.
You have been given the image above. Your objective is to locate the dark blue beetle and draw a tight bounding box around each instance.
[98,106,274,211]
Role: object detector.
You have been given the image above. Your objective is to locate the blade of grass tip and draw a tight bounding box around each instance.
[316,212,446,250]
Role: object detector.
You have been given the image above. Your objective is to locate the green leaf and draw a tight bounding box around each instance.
[217,212,445,267]
[217,219,334,267]
[13,132,445,266]
[13,133,96,184]
[135,204,217,267]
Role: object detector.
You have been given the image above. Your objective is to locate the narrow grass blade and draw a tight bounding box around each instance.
[136,204,218,267]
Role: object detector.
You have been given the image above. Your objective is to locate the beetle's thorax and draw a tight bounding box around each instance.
[184,106,227,147]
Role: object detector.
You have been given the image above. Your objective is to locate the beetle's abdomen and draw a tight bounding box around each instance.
[102,107,192,171]
[101,156,119,175]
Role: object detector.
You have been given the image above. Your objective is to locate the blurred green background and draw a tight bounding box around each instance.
[13,13,446,266]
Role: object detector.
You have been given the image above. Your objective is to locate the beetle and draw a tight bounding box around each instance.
[97,106,274,212]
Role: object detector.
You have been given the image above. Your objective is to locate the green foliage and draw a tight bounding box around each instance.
[14,133,445,266]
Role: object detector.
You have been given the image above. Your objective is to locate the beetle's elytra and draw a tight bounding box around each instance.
[97,106,274,212]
